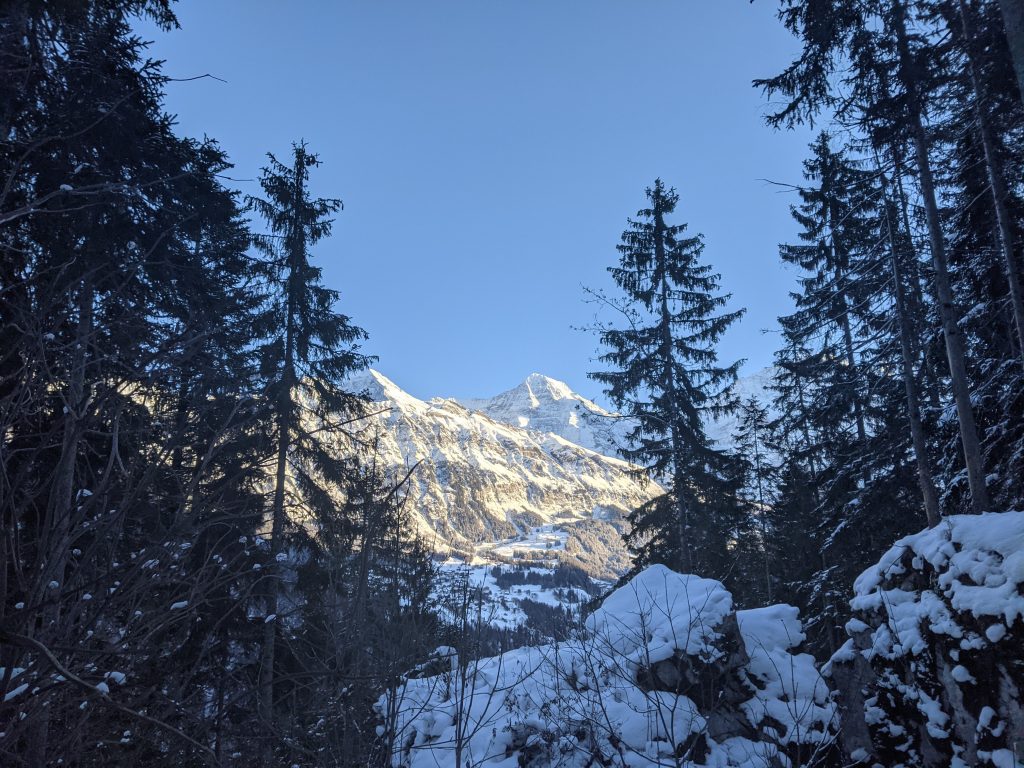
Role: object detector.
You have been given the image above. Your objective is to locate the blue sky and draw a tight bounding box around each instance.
[140,1,814,403]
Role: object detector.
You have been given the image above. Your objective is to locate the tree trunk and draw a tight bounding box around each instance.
[997,0,1024,103]
[894,1,990,515]
[258,396,289,736]
[878,159,942,528]
[958,0,1024,373]
[891,148,943,412]
[259,263,297,758]
[827,209,868,445]
[27,274,93,766]
[837,271,868,445]
[259,159,304,756]
[751,421,772,601]
[655,209,691,574]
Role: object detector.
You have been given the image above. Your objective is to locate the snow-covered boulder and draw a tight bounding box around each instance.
[825,512,1024,767]
[377,565,836,768]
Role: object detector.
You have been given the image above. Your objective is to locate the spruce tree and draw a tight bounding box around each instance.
[767,133,936,652]
[2,4,439,765]
[590,179,745,579]
[732,396,776,603]
[758,0,992,514]
[0,3,281,762]
[246,142,371,749]
[876,156,942,526]
[928,0,1024,510]
[778,133,878,452]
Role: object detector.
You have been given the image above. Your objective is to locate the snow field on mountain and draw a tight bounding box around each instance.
[431,559,593,632]
[483,525,570,561]
[426,525,630,636]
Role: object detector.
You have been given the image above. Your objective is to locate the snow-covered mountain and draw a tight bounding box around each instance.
[459,367,776,454]
[341,370,661,577]
[336,367,774,578]
[457,373,632,458]
[704,366,776,448]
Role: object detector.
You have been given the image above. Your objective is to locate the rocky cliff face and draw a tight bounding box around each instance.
[342,370,661,573]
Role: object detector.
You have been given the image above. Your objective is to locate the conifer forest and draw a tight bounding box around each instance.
[3,1,1024,766]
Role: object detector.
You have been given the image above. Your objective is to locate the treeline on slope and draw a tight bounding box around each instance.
[0,2,451,766]
[586,0,1024,660]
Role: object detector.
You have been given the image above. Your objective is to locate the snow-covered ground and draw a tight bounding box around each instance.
[380,565,836,768]
[478,523,570,564]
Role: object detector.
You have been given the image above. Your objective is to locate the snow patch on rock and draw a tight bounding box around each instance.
[828,511,1024,766]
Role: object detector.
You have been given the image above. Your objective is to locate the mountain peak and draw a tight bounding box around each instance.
[522,372,575,401]
[345,368,421,408]
[453,373,626,457]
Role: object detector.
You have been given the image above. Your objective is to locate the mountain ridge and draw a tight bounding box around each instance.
[340,369,661,577]
[339,367,773,577]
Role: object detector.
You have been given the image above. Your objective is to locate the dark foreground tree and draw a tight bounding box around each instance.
[246,142,372,756]
[590,180,745,580]
[757,0,992,515]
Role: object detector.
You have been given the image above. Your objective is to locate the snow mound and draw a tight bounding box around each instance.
[827,512,1024,766]
[586,565,733,663]
[378,565,836,768]
[852,511,1024,632]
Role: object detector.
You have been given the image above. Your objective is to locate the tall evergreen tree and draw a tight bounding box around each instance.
[875,155,942,526]
[766,134,937,652]
[758,0,993,515]
[731,396,776,603]
[246,141,372,752]
[1,5,444,766]
[927,0,1024,510]
[0,3,281,763]
[590,179,745,579]
[778,133,878,453]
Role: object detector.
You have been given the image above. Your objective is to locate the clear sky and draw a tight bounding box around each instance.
[139,1,814,403]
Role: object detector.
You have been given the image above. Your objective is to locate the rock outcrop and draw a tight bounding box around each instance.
[826,512,1024,767]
